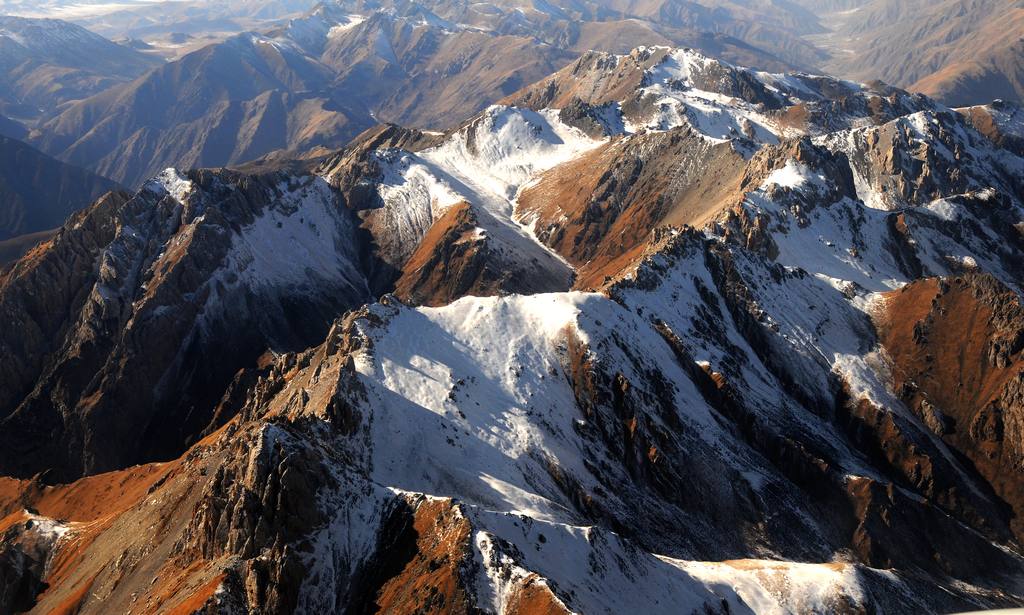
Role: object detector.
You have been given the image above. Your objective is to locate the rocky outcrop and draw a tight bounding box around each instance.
[394,202,501,306]
[354,498,478,614]
[0,514,58,614]
[320,125,450,295]
[502,48,666,111]
[821,109,1024,210]
[960,100,1024,157]
[0,190,130,418]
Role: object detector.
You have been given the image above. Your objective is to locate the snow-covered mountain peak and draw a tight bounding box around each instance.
[642,46,735,86]
[0,15,106,50]
[144,168,196,205]
[428,105,603,203]
[319,104,601,295]
[271,2,367,52]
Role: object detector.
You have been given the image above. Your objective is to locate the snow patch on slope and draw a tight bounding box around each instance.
[468,504,896,615]
[355,293,595,522]
[677,559,872,614]
[423,105,602,205]
[624,48,783,143]
[226,176,363,292]
[365,105,600,285]
[762,159,827,190]
[371,149,467,263]
[145,168,194,204]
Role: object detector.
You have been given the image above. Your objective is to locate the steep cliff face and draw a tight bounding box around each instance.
[515,126,747,287]
[2,45,1024,613]
[0,168,371,480]
[960,100,1024,156]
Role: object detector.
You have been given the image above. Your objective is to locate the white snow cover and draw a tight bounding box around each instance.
[333,287,919,613]
[360,105,602,283]
[224,176,365,291]
[276,7,365,50]
[469,509,837,615]
[422,106,602,204]
[818,110,1024,212]
[619,48,787,142]
[268,87,1024,609]
[0,14,118,51]
[371,149,466,262]
[354,292,597,522]
[24,513,72,542]
[961,101,1024,141]
[327,16,364,38]
[762,159,826,190]
[676,559,873,614]
[145,168,195,204]
[924,196,964,221]
[346,285,802,538]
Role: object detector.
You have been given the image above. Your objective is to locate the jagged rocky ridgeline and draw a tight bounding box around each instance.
[2,46,1024,613]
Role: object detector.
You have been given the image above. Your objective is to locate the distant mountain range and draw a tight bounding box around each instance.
[0,15,160,120]
[3,0,1021,191]
[23,0,802,187]
[805,0,1024,108]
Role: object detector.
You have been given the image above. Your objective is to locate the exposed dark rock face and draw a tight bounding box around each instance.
[0,191,130,418]
[504,49,656,111]
[0,169,371,481]
[0,520,51,614]
[679,58,786,110]
[320,124,449,296]
[821,109,1024,210]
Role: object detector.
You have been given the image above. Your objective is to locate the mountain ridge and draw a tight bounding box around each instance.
[0,134,119,249]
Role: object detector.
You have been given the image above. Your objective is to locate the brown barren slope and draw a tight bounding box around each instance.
[517,127,747,289]
[393,201,494,307]
[876,274,1024,538]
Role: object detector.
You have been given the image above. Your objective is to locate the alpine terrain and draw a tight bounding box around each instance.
[1,37,1024,615]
